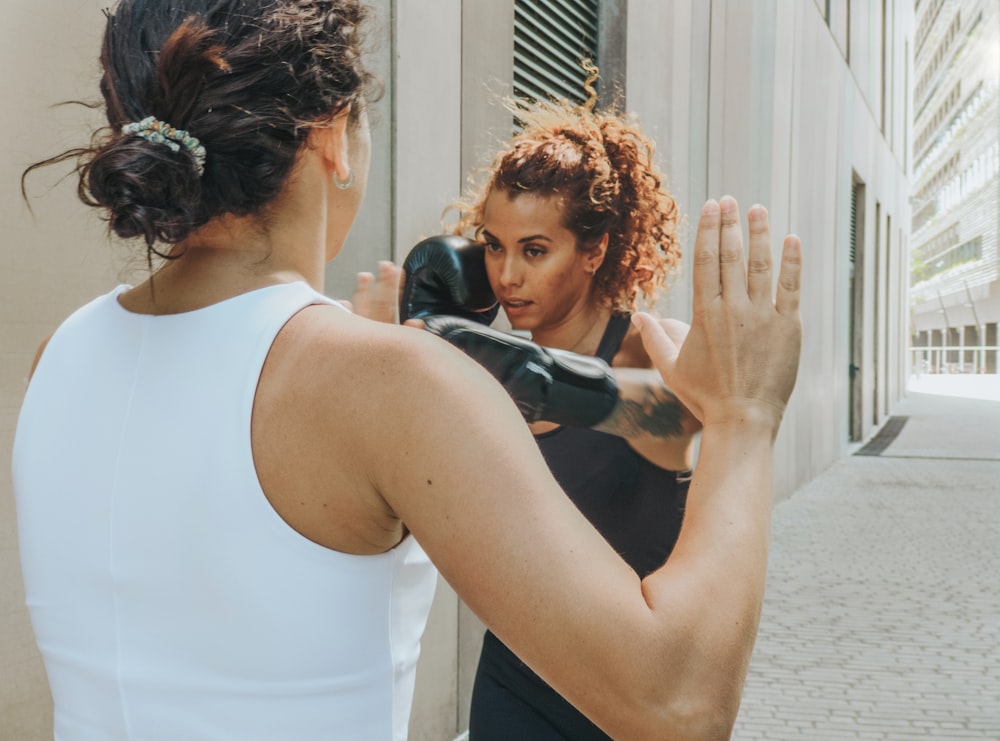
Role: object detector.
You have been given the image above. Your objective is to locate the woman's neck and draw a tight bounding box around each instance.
[530,302,612,356]
[120,149,341,315]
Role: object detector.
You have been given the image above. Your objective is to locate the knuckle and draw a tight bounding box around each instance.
[694,248,718,266]
[780,275,800,291]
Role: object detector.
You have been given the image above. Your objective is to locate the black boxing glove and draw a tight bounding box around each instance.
[423,315,619,428]
[399,235,499,324]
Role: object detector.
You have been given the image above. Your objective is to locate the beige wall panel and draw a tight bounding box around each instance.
[684,1,714,241]
[850,0,873,113]
[787,3,850,479]
[393,4,465,737]
[767,0,802,496]
[459,0,516,188]
[325,0,395,300]
[625,0,700,321]
[767,0,798,256]
[830,0,851,58]
[1,3,138,738]
[454,3,517,730]
[393,0,463,254]
[458,0,519,720]
[410,584,460,741]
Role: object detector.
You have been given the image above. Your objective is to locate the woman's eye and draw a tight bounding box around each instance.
[485,241,502,254]
[524,246,545,258]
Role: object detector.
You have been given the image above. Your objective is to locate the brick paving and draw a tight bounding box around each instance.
[732,380,1000,740]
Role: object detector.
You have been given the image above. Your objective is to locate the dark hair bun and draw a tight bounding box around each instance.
[85,134,202,250]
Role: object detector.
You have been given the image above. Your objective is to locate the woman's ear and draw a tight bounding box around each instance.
[314,105,352,182]
[586,233,610,274]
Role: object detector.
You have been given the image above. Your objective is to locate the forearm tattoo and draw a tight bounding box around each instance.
[594,383,685,439]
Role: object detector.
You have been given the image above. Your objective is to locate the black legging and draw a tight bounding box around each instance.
[469,630,611,741]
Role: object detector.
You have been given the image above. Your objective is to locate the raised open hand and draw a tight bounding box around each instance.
[346,261,402,323]
[635,197,802,435]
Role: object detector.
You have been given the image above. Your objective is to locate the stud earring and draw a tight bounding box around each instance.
[333,167,354,190]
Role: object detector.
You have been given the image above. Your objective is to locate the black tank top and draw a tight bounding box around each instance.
[534,313,688,577]
[470,314,690,741]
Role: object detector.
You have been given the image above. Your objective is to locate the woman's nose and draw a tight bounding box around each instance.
[498,256,522,288]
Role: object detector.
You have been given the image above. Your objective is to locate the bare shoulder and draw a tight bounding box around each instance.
[254,303,527,553]
[613,320,654,369]
[253,304,486,553]
[28,334,54,382]
[271,303,497,409]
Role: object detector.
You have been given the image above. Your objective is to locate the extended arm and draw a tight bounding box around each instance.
[397,236,696,439]
[595,369,686,438]
[583,312,703,471]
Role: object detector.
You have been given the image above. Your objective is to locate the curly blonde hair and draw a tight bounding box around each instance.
[451,64,681,312]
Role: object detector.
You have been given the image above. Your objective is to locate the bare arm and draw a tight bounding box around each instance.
[361,197,801,739]
[354,255,700,467]
[595,366,700,470]
[597,368,690,439]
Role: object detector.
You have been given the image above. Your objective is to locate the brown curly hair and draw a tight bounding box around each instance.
[451,64,681,312]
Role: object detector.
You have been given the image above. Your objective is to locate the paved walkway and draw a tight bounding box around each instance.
[732,376,1000,740]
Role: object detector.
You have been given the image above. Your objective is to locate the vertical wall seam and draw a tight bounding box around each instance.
[389,0,398,260]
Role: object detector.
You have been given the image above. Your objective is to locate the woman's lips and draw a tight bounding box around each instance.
[501,299,532,316]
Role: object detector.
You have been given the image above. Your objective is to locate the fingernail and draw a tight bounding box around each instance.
[702,200,719,216]
[720,196,736,214]
[749,205,767,221]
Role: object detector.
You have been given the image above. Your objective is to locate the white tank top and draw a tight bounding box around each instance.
[13,282,438,741]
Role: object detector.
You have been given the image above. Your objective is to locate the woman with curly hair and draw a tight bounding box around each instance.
[453,72,702,740]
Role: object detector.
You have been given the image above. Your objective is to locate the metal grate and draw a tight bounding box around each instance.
[855,416,909,456]
[513,0,599,106]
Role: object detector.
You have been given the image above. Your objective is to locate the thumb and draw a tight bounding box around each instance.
[633,313,680,377]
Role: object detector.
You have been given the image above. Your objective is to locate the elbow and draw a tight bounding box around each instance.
[646,688,740,740]
[665,698,739,741]
[585,660,745,740]
[618,642,747,740]
[619,697,736,741]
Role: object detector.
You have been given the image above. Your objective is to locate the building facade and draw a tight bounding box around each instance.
[0,1,913,739]
[909,0,1000,374]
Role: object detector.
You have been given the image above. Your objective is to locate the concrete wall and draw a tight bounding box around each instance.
[1,1,912,740]
[622,0,913,488]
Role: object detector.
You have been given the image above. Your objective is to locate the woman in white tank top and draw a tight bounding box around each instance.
[14,1,804,739]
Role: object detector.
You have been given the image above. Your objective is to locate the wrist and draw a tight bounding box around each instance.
[700,398,785,441]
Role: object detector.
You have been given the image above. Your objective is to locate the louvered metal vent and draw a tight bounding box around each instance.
[513,0,599,105]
